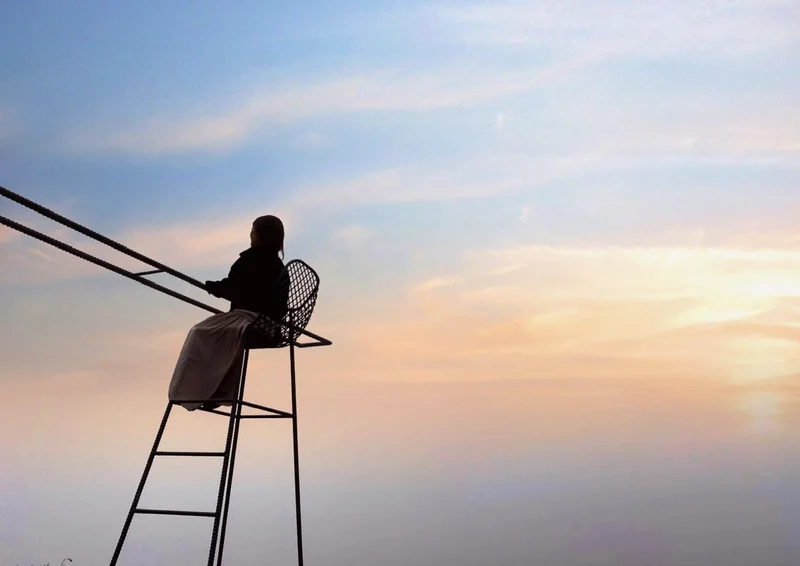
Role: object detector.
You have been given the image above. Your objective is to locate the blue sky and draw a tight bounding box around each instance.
[1,1,799,564]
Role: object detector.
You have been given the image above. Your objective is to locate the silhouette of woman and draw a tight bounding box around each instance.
[168,215,288,410]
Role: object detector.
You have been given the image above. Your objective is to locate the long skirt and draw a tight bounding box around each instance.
[168,309,259,411]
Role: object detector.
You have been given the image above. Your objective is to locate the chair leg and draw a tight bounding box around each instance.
[215,348,250,566]
[206,359,244,566]
[289,340,304,566]
[110,402,174,566]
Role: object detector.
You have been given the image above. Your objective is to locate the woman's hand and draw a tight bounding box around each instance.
[205,277,233,300]
[205,280,219,296]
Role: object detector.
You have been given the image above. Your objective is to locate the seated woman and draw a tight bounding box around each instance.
[168,215,288,411]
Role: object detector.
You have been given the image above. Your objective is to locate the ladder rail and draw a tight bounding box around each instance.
[109,403,175,566]
[215,349,250,566]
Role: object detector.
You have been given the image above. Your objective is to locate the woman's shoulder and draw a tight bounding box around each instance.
[249,247,285,271]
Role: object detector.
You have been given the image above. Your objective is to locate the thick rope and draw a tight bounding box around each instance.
[0,185,206,290]
[0,192,221,314]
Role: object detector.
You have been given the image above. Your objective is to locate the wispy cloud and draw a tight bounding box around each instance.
[467,244,800,307]
[2,160,548,285]
[495,77,800,163]
[520,204,530,224]
[283,155,601,211]
[63,53,602,156]
[427,0,799,55]
[415,276,458,292]
[494,113,506,132]
[334,224,373,244]
[116,212,271,267]
[0,225,20,244]
[350,241,800,383]
[56,1,799,162]
[2,149,794,288]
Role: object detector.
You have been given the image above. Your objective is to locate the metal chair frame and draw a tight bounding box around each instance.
[109,259,331,566]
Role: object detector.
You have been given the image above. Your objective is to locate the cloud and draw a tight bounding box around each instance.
[116,213,262,267]
[64,53,602,156]
[427,1,799,56]
[0,210,106,285]
[491,76,800,163]
[466,244,800,310]
[2,146,793,289]
[6,192,800,388]
[597,110,800,161]
[285,128,795,213]
[57,4,797,163]
[494,113,506,132]
[284,155,600,212]
[0,225,21,244]
[415,276,457,292]
[351,241,800,383]
[334,224,373,244]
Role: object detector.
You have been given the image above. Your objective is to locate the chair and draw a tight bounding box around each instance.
[109,259,332,566]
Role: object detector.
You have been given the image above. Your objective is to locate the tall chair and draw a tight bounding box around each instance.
[109,259,331,566]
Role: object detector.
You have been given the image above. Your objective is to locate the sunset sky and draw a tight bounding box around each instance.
[1,2,799,565]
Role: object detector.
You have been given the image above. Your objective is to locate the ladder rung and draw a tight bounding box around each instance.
[135,508,216,518]
[154,450,226,457]
[239,414,291,419]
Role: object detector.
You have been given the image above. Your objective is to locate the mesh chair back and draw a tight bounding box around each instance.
[248,259,320,347]
[283,259,320,335]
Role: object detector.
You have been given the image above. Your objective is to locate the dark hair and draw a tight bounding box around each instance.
[253,215,285,257]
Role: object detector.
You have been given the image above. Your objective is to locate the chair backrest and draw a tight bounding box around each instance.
[282,259,320,337]
[249,258,320,347]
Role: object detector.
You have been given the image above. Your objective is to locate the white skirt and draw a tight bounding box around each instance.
[168,309,259,411]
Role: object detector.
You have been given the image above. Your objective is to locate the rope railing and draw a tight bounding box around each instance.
[0,185,222,314]
[0,185,207,289]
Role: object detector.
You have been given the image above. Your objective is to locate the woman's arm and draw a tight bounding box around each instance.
[205,278,232,299]
[205,258,242,300]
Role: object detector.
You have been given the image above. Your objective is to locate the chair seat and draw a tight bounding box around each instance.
[245,315,289,349]
[244,330,286,349]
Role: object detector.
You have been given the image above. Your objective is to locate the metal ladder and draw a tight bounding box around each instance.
[109,348,298,566]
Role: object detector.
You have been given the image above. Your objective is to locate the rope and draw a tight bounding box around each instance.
[0,188,222,315]
[0,185,207,290]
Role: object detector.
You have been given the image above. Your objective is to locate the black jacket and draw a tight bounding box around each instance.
[205,246,288,320]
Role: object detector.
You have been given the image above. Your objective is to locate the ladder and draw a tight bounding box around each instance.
[109,349,298,566]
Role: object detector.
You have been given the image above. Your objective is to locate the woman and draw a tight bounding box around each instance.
[168,215,288,411]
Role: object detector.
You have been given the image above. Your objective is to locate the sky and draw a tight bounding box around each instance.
[1,1,799,564]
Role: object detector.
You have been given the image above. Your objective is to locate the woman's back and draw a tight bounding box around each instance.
[205,215,289,321]
[228,246,287,318]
